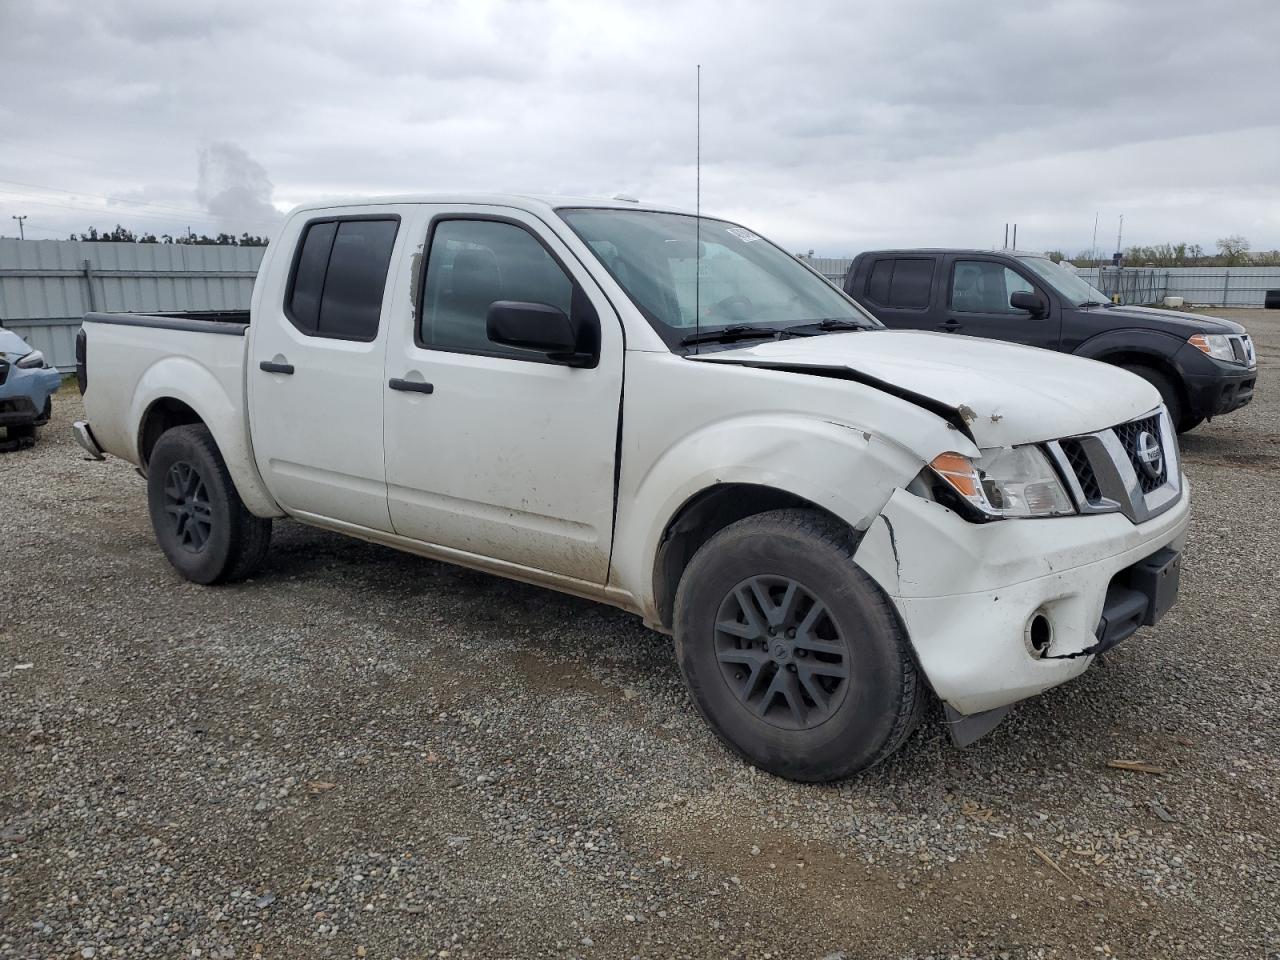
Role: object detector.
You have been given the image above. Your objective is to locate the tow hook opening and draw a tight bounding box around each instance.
[1026,612,1053,658]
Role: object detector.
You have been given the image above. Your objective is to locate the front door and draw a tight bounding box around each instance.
[383,207,623,584]
[249,212,406,532]
[940,257,1061,349]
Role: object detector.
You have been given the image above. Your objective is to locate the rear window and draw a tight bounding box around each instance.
[865,257,934,309]
[286,218,399,341]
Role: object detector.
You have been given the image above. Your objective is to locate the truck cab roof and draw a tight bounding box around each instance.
[285,194,693,219]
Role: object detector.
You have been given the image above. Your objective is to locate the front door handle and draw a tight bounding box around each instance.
[937,319,963,333]
[388,377,434,394]
[259,360,295,375]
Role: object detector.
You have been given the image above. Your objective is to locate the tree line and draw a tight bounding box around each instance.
[1046,235,1280,268]
[65,225,269,246]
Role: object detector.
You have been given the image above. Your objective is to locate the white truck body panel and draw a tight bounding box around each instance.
[80,319,281,518]
[75,193,1190,732]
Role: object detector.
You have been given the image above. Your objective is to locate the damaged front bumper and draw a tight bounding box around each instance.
[853,480,1191,727]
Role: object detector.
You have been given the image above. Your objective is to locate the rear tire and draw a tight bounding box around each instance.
[1120,364,1192,432]
[673,508,923,782]
[146,424,272,584]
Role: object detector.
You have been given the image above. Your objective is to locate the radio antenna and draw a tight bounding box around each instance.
[694,63,701,354]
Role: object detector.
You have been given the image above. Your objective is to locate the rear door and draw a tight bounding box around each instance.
[851,255,939,330]
[248,210,407,531]
[939,255,1061,349]
[382,206,623,584]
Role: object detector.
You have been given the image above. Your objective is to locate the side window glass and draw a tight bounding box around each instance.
[866,258,892,303]
[951,261,1035,315]
[420,220,574,360]
[887,258,933,309]
[285,218,398,340]
[287,221,337,334]
[317,220,399,340]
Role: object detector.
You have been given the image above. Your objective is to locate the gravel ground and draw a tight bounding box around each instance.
[2,309,1277,959]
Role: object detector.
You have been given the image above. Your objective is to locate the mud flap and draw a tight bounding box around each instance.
[944,703,1012,747]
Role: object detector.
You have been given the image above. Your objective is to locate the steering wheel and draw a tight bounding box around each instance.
[708,294,754,321]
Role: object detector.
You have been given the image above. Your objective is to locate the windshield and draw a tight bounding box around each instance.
[1018,256,1112,307]
[558,208,880,348]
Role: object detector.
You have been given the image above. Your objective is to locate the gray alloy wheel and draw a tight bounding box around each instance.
[714,574,851,730]
[162,460,215,553]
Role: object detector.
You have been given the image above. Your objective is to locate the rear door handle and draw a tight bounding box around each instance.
[388,377,434,394]
[259,360,295,375]
[937,320,963,333]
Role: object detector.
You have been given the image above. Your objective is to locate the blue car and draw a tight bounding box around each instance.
[0,325,62,448]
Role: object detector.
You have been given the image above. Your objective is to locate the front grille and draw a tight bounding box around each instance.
[1058,438,1101,501]
[1113,414,1167,493]
[1046,408,1180,524]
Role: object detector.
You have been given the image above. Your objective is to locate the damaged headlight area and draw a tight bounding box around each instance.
[927,446,1075,520]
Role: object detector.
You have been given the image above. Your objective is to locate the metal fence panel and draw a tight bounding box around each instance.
[0,238,263,370]
[1073,266,1280,307]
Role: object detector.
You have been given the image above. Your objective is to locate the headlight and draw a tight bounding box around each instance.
[1188,333,1235,362]
[930,446,1075,519]
[15,349,47,369]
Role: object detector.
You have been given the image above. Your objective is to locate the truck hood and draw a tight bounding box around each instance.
[694,329,1160,447]
[0,328,35,359]
[1093,304,1245,335]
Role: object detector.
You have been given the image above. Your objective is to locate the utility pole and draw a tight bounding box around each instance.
[11,214,27,240]
[1115,214,1124,257]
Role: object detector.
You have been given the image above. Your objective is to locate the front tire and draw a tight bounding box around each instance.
[673,509,923,782]
[1121,364,1193,432]
[146,424,272,584]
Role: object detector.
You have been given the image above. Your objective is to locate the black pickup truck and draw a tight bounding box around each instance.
[843,250,1257,432]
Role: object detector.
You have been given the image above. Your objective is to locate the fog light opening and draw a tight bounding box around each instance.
[1028,613,1053,658]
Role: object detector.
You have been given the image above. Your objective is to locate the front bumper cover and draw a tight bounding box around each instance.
[853,481,1191,717]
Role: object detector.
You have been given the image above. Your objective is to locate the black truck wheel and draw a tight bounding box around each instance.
[673,509,923,782]
[146,424,272,584]
[1121,364,1192,432]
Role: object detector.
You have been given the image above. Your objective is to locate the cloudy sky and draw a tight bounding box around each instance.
[0,0,1277,255]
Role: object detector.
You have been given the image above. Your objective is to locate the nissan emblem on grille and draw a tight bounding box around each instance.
[1135,430,1164,480]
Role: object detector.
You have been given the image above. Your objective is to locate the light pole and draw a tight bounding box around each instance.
[11,215,27,240]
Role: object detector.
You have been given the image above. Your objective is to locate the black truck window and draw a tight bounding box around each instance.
[865,257,933,310]
[417,218,574,361]
[286,218,399,341]
[950,260,1034,315]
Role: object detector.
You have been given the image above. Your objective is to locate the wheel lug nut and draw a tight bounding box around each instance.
[786,629,796,638]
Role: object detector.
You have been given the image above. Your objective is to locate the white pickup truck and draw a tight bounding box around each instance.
[73,195,1189,781]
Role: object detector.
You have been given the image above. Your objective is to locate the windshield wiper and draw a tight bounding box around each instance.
[788,318,873,335]
[1078,300,1111,308]
[679,324,790,347]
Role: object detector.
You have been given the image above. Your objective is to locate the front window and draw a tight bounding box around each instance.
[950,260,1035,315]
[1018,256,1112,307]
[558,208,879,348]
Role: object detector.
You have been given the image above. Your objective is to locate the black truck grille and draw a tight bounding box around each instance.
[1113,414,1167,493]
[1058,438,1101,501]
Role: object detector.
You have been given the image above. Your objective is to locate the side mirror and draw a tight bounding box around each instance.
[487,301,593,365]
[1010,290,1047,316]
